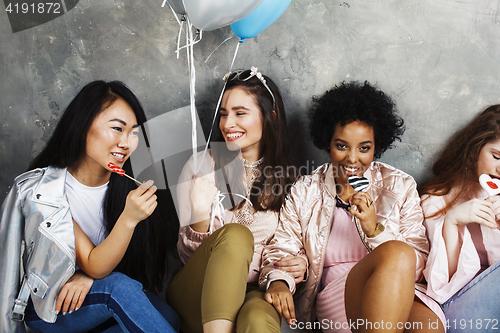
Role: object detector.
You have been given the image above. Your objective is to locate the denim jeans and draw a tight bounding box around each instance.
[442,260,500,333]
[25,272,180,333]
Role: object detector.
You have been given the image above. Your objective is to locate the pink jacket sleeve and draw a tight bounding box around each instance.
[259,177,312,294]
[365,176,429,281]
[422,194,481,303]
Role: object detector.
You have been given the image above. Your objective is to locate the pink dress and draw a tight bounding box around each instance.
[316,199,446,333]
[315,202,366,332]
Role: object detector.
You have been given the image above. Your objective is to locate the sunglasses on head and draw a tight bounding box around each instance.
[223,67,276,110]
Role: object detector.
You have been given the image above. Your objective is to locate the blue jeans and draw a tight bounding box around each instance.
[442,260,500,333]
[25,272,180,333]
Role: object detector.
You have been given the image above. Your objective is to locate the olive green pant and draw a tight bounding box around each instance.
[166,224,282,333]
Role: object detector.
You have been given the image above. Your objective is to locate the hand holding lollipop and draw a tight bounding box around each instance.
[479,174,500,236]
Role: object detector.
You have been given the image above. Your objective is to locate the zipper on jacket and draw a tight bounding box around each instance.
[25,239,35,264]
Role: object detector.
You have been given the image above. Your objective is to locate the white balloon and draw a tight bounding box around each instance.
[183,0,263,31]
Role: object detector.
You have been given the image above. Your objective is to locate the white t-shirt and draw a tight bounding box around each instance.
[65,171,108,246]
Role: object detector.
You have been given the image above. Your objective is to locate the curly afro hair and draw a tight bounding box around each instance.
[309,81,405,159]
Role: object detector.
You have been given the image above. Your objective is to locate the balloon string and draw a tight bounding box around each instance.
[176,21,183,59]
[196,80,227,173]
[205,35,234,63]
[161,0,182,59]
[161,0,182,26]
[186,19,197,172]
[160,3,203,173]
[175,30,202,54]
[230,40,240,71]
[197,37,242,172]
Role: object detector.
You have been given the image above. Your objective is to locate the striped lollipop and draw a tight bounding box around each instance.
[108,162,142,186]
[108,162,125,176]
[348,175,369,192]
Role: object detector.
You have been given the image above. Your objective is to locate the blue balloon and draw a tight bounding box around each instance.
[230,0,292,41]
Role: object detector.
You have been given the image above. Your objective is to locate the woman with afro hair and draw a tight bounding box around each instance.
[259,81,445,332]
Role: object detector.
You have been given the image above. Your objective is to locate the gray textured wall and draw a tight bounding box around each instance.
[1,0,500,203]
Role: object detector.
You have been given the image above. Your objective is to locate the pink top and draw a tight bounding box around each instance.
[422,190,500,303]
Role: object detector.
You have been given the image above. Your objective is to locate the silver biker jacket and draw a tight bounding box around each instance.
[0,167,75,333]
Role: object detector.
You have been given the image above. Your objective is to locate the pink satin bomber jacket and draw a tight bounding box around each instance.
[259,162,430,322]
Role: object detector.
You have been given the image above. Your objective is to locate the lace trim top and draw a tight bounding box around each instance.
[232,156,278,246]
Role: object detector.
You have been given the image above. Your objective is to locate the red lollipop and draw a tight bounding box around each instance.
[108,162,125,176]
[108,162,142,186]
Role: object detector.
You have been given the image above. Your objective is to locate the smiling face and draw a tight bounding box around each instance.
[477,138,500,180]
[82,98,139,176]
[330,120,376,188]
[219,87,263,162]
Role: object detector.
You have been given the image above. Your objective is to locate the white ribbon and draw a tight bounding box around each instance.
[205,35,234,63]
[161,0,184,60]
[209,190,252,233]
[185,18,198,172]
[161,3,203,172]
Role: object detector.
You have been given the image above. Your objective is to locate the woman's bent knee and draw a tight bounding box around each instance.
[214,224,254,258]
[102,272,144,295]
[237,298,281,333]
[372,240,416,273]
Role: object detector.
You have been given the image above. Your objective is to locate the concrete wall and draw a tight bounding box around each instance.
[1,0,500,203]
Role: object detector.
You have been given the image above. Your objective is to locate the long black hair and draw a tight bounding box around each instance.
[29,80,168,291]
[211,70,295,212]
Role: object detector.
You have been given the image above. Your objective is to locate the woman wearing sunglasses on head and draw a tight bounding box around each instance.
[0,80,179,333]
[421,105,500,333]
[166,68,299,333]
[260,81,445,333]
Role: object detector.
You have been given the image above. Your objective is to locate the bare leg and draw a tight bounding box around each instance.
[404,298,444,333]
[345,240,416,333]
[204,319,235,333]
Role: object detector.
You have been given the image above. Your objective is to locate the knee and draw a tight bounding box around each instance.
[237,299,280,333]
[215,224,254,259]
[375,240,416,275]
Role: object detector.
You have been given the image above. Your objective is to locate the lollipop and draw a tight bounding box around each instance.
[479,174,500,197]
[348,175,369,192]
[348,175,373,252]
[479,174,500,237]
[108,162,142,186]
